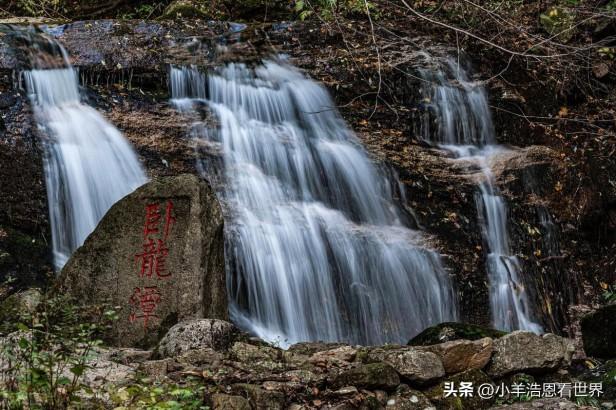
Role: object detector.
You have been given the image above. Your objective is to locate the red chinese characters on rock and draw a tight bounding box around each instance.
[130,200,176,330]
[128,286,161,329]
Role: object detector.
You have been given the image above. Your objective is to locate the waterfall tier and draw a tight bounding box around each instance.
[171,61,458,346]
[420,60,542,333]
[24,38,147,270]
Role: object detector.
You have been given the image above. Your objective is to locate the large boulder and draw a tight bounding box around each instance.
[365,347,445,384]
[59,174,226,348]
[409,322,506,346]
[157,319,240,357]
[580,304,616,359]
[486,331,574,378]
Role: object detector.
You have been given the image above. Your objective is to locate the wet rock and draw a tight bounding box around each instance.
[158,319,240,357]
[59,174,226,348]
[211,393,251,410]
[425,369,495,410]
[409,322,506,346]
[332,362,400,391]
[366,347,445,384]
[421,337,494,374]
[386,384,434,409]
[486,332,574,378]
[580,304,616,359]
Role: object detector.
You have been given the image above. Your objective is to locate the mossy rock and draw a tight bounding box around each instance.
[579,360,616,400]
[408,322,507,346]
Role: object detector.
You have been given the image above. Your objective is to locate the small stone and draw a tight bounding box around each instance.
[335,386,358,395]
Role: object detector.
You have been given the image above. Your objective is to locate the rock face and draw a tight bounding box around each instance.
[486,331,574,378]
[580,304,616,359]
[59,174,226,348]
[157,319,240,357]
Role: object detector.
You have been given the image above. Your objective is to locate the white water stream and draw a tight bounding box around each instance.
[421,61,542,333]
[171,61,458,346]
[24,42,147,270]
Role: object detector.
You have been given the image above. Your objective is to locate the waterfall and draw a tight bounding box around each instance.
[420,60,542,333]
[171,61,458,346]
[23,38,147,270]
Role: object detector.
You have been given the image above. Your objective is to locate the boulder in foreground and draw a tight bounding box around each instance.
[59,174,227,348]
[486,331,574,378]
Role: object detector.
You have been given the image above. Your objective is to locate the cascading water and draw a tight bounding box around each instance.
[171,61,458,346]
[420,60,543,333]
[22,35,147,270]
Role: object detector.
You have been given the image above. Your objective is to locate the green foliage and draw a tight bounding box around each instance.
[601,283,616,303]
[0,294,118,409]
[120,2,166,20]
[294,0,375,21]
[109,377,208,409]
[14,0,65,17]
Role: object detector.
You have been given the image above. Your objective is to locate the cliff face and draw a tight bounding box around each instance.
[0,15,613,335]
